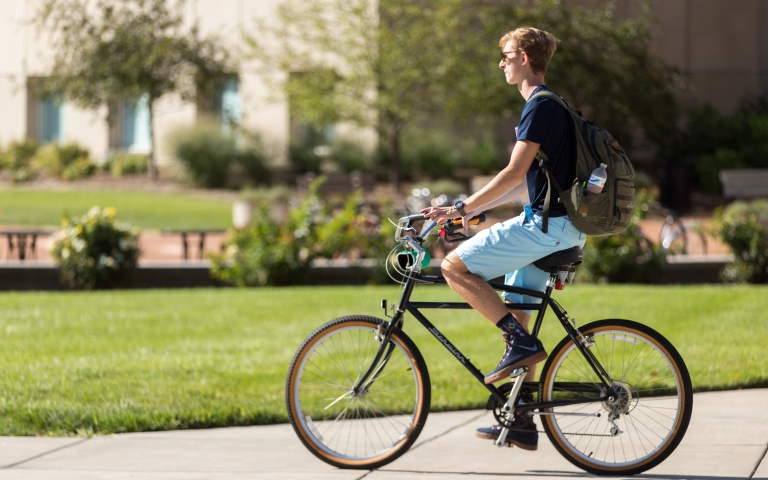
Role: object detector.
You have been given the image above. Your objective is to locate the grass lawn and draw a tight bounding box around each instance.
[0,188,233,230]
[0,284,766,436]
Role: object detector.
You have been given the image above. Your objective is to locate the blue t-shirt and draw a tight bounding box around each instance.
[515,85,575,218]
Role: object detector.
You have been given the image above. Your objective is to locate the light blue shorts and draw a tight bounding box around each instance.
[456,205,587,314]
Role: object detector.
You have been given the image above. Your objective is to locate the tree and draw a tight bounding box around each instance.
[248,0,464,190]
[35,0,235,180]
[446,0,681,153]
[249,0,681,189]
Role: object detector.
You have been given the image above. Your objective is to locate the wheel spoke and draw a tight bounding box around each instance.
[540,322,691,474]
[288,318,428,467]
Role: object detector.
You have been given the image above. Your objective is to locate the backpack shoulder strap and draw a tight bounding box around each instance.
[529,90,575,112]
[528,90,572,234]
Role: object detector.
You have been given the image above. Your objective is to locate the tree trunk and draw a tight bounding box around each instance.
[147,98,158,180]
[387,121,402,192]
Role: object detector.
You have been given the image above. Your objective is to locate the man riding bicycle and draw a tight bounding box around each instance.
[421,27,586,450]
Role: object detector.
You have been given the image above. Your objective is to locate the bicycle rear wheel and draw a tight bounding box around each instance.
[286,315,430,469]
[538,319,692,476]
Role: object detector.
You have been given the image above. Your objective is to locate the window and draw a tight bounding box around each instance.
[197,76,242,132]
[26,78,65,143]
[109,94,152,153]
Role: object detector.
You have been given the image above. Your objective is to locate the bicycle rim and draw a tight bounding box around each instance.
[286,316,429,469]
[540,320,692,475]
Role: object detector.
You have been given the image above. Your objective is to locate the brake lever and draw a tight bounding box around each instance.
[438,211,490,243]
[440,230,473,243]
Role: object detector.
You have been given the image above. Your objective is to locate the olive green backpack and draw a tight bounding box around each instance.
[531,91,635,237]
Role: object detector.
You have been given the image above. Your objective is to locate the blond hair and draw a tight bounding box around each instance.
[499,28,558,76]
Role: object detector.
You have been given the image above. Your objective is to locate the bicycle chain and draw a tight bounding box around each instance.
[502,425,614,437]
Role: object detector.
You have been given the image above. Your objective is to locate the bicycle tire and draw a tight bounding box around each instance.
[538,319,692,476]
[285,315,430,469]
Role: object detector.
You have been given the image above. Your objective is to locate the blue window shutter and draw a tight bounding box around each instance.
[39,95,64,143]
[121,94,152,151]
[220,78,241,133]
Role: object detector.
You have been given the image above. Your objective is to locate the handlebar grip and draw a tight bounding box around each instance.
[443,211,489,232]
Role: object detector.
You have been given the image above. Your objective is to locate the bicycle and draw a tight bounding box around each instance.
[285,212,693,475]
[647,201,708,255]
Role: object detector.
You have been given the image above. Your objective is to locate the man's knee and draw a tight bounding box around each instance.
[441,252,468,277]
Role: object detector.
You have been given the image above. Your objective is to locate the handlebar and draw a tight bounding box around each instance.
[392,211,490,274]
[394,211,490,244]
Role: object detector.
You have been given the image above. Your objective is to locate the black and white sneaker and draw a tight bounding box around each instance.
[474,420,539,450]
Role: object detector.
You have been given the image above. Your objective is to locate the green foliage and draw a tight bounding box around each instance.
[0,139,39,170]
[32,142,95,180]
[714,200,768,283]
[466,136,503,174]
[35,0,236,178]
[332,140,371,173]
[105,153,149,177]
[580,194,666,283]
[171,123,272,189]
[210,178,393,286]
[403,138,456,180]
[674,99,768,193]
[1,140,96,181]
[49,206,141,289]
[251,0,680,188]
[61,157,96,181]
[288,143,322,175]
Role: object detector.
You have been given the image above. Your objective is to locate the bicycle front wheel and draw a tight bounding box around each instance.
[286,315,430,469]
[539,319,692,476]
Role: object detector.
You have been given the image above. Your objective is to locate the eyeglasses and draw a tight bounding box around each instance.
[500,51,522,65]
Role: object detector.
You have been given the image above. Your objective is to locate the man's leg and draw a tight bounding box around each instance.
[507,308,537,382]
[441,252,509,323]
[441,251,547,384]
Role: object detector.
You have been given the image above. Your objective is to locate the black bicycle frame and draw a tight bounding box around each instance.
[353,270,613,412]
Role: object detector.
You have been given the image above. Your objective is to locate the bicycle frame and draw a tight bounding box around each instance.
[353,268,614,414]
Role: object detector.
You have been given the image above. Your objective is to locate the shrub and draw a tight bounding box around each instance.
[332,141,371,173]
[173,123,235,188]
[714,200,768,283]
[30,142,95,180]
[288,143,322,174]
[403,138,456,180]
[579,194,666,284]
[0,139,40,182]
[106,153,148,177]
[49,206,141,289]
[171,123,272,189]
[210,178,393,286]
[231,148,272,188]
[61,157,96,181]
[677,98,768,193]
[466,136,502,174]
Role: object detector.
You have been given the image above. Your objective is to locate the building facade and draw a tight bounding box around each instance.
[1,0,767,166]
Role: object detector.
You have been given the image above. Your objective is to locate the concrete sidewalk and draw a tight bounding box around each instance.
[1,389,766,479]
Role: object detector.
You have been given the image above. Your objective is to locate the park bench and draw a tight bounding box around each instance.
[719,169,768,199]
[161,229,226,260]
[0,229,52,260]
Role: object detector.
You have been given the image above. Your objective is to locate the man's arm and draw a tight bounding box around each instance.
[422,140,540,224]
[462,140,540,214]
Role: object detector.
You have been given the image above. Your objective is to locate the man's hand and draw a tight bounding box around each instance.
[421,206,469,233]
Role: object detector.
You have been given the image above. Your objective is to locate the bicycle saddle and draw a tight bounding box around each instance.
[533,246,583,273]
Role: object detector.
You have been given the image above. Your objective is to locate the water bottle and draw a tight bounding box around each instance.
[586,163,608,194]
